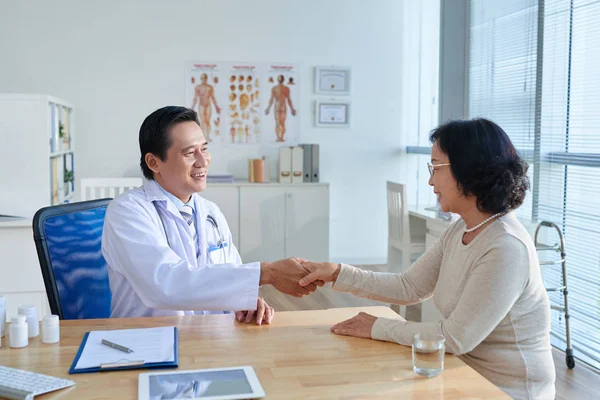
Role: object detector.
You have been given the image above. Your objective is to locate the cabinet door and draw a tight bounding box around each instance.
[239,187,285,263]
[0,226,46,294]
[199,186,240,248]
[285,187,329,261]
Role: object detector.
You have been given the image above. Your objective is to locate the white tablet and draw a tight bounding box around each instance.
[138,366,265,400]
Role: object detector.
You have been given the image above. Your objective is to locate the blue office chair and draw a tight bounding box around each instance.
[33,199,113,320]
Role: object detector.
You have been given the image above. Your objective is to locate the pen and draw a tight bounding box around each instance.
[101,339,134,353]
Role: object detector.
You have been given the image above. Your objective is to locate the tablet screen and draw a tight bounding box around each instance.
[148,368,254,399]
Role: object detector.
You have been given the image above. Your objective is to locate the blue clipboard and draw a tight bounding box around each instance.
[68,327,179,374]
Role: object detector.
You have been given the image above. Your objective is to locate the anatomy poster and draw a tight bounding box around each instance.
[186,62,299,146]
[226,65,260,145]
[262,64,299,144]
[186,63,224,144]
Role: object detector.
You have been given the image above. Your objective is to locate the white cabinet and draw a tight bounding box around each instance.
[0,94,75,218]
[0,222,50,322]
[284,186,329,261]
[239,187,286,262]
[201,183,329,263]
[239,184,330,263]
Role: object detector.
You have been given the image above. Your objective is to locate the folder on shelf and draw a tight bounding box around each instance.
[300,144,312,183]
[291,146,304,183]
[50,103,56,153]
[57,155,65,203]
[69,326,178,374]
[300,144,320,182]
[310,144,320,182]
[279,147,292,183]
[51,158,58,205]
[64,107,71,151]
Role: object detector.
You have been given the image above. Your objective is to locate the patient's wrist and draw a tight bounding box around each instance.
[332,263,341,283]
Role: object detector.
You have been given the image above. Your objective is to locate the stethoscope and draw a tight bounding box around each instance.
[155,202,227,262]
[206,214,227,260]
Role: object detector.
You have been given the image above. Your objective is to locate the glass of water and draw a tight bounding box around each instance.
[412,333,445,378]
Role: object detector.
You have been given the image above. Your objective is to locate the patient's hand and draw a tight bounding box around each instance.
[330,312,377,339]
[299,261,341,287]
[235,297,274,325]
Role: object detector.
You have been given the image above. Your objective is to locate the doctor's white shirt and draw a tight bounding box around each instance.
[101,179,261,318]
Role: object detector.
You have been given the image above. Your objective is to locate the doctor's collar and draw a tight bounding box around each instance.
[143,179,195,212]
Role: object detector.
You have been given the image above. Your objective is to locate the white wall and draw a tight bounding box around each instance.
[0,0,435,263]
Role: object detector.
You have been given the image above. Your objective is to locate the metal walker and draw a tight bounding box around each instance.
[534,221,575,369]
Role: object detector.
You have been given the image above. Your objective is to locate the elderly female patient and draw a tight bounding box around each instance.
[300,118,555,400]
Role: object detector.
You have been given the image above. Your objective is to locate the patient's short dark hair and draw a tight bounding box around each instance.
[429,118,530,214]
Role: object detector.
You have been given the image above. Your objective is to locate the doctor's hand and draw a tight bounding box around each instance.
[235,297,274,326]
[260,258,321,297]
[299,261,341,287]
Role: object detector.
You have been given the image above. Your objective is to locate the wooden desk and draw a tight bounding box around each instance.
[0,306,507,399]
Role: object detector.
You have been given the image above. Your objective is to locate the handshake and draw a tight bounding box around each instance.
[259,258,342,298]
[236,258,342,326]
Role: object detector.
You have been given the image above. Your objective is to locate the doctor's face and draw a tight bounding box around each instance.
[428,141,461,213]
[154,121,211,202]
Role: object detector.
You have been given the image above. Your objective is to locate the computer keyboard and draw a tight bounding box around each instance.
[0,366,75,400]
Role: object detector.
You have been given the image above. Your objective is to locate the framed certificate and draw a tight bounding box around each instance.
[315,66,351,95]
[315,99,351,128]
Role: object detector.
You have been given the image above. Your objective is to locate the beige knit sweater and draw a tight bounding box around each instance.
[334,212,555,400]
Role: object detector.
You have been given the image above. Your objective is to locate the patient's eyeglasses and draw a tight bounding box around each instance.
[427,162,451,177]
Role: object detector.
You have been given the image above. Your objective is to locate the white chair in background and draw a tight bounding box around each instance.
[80,178,143,201]
[386,181,426,272]
[387,181,427,318]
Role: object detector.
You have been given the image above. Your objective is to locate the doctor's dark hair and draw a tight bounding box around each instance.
[429,118,530,214]
[139,106,200,180]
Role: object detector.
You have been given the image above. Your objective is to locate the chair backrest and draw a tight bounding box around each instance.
[80,178,142,201]
[387,181,410,250]
[33,199,113,319]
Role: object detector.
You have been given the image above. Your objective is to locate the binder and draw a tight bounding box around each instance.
[279,147,292,183]
[57,155,65,203]
[291,146,304,183]
[69,327,178,374]
[310,144,320,182]
[51,158,58,204]
[49,104,56,153]
[301,144,312,182]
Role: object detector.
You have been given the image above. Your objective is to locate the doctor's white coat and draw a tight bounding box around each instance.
[101,179,260,318]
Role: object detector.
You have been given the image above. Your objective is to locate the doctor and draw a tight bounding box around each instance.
[102,106,319,324]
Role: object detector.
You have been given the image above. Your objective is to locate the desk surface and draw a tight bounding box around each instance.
[0,306,507,399]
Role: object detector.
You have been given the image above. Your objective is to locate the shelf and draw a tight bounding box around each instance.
[50,150,74,158]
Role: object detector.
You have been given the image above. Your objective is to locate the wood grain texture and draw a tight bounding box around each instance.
[0,307,508,399]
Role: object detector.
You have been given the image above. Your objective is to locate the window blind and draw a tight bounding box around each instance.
[469,0,600,368]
